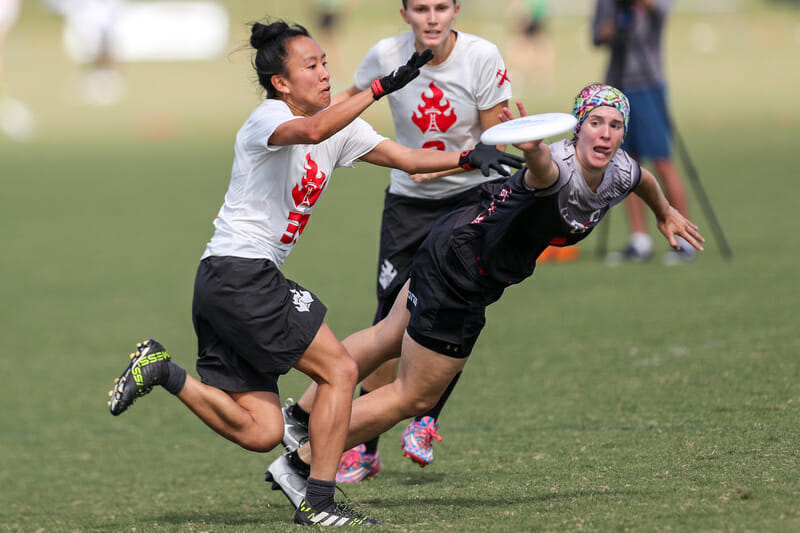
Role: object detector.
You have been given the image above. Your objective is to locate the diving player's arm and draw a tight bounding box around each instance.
[634,168,705,251]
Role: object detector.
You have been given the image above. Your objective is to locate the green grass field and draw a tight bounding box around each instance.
[2,1,799,531]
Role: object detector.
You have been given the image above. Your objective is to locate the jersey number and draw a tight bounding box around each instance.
[281,212,311,244]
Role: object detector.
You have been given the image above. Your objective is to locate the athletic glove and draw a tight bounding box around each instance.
[457,143,526,177]
[371,49,434,100]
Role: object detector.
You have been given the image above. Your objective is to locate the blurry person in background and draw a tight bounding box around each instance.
[277,0,514,484]
[505,0,555,94]
[312,0,356,86]
[0,0,35,141]
[0,0,20,92]
[48,0,125,106]
[593,0,695,265]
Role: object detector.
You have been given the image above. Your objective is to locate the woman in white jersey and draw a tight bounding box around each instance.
[269,85,705,508]
[280,0,514,482]
[106,20,521,527]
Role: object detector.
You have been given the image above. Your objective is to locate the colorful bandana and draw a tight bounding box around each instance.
[572,83,630,137]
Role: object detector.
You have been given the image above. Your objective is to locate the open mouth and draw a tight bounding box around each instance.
[593,146,612,156]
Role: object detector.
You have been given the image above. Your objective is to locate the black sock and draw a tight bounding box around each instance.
[287,450,311,478]
[289,403,310,428]
[163,361,187,395]
[305,477,335,511]
[359,386,380,455]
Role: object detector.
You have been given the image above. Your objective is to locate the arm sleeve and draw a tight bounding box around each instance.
[336,118,388,168]
[244,101,299,152]
[473,44,512,110]
[353,44,384,92]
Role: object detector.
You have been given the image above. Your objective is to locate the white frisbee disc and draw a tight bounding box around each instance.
[480,112,577,145]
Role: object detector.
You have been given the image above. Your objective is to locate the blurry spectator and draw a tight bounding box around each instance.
[0,0,35,141]
[312,0,356,89]
[593,0,695,264]
[48,0,125,106]
[0,0,20,90]
[505,0,555,94]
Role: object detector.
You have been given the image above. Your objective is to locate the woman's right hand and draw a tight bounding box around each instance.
[499,101,544,154]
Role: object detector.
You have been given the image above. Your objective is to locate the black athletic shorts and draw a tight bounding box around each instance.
[192,256,327,393]
[405,241,494,360]
[375,187,484,308]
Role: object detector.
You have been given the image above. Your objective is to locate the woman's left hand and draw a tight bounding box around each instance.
[657,206,705,252]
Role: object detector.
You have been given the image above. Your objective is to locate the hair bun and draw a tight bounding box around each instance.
[250,21,289,50]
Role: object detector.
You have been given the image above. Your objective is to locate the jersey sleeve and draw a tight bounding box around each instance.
[353,43,384,91]
[335,118,388,168]
[244,101,299,152]
[472,43,512,111]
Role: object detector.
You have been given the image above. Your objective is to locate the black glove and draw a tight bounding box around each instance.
[457,143,526,177]
[371,49,434,100]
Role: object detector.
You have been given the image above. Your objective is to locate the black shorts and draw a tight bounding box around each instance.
[406,242,491,360]
[192,256,327,393]
[375,187,484,308]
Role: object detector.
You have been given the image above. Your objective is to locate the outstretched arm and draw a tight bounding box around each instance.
[499,101,559,189]
[270,50,433,146]
[270,89,376,146]
[360,139,523,177]
[634,169,705,251]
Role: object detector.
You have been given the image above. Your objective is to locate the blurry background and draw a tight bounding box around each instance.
[2,1,799,531]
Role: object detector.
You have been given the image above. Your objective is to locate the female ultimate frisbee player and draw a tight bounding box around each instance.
[268,84,704,509]
[280,0,515,483]
[105,20,521,527]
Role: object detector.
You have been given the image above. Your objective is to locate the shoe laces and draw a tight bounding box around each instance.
[339,445,365,470]
[331,501,366,520]
[413,417,442,445]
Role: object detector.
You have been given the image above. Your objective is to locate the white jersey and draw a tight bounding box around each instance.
[202,99,386,267]
[0,0,21,32]
[354,31,512,199]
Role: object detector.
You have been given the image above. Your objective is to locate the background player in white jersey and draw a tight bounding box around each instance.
[281,0,514,483]
[0,0,20,88]
[105,20,521,527]
[268,84,704,510]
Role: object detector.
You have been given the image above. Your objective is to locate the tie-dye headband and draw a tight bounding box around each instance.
[572,83,630,137]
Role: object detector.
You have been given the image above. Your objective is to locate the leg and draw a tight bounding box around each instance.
[291,322,359,482]
[297,331,467,463]
[653,157,689,217]
[295,281,410,413]
[109,338,285,452]
[625,193,649,235]
[177,378,284,452]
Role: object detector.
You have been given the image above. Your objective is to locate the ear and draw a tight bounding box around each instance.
[400,7,409,25]
[271,73,291,95]
[454,2,460,17]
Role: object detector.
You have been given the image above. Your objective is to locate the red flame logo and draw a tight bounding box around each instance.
[291,153,327,208]
[412,82,457,134]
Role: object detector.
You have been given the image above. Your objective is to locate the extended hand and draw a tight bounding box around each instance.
[371,49,434,100]
[457,143,525,177]
[657,206,706,252]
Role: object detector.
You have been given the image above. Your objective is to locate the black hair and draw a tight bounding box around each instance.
[250,20,311,98]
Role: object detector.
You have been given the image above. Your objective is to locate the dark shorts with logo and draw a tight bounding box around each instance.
[405,234,495,360]
[192,256,327,393]
[375,187,485,319]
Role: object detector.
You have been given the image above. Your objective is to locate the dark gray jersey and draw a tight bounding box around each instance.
[420,139,641,293]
